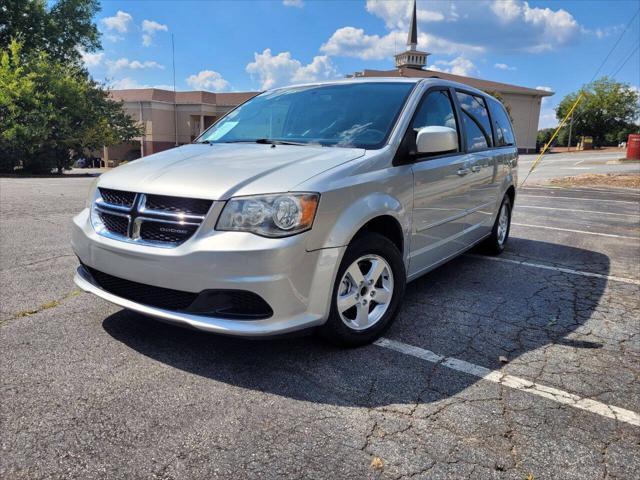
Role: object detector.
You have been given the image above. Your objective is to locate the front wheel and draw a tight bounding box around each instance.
[319,233,406,347]
[482,195,512,255]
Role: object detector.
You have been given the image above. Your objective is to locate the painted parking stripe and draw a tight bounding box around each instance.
[512,223,638,239]
[465,254,640,286]
[516,205,640,218]
[518,194,639,205]
[375,338,640,427]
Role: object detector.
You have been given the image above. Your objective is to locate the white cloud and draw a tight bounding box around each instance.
[536,85,554,106]
[366,1,450,29]
[101,11,132,34]
[106,58,165,72]
[490,0,578,50]
[431,56,478,76]
[282,0,303,7]
[361,1,581,55]
[79,49,104,67]
[494,62,516,71]
[320,27,484,60]
[538,108,558,129]
[246,49,338,90]
[141,19,168,47]
[186,70,230,92]
[490,0,522,22]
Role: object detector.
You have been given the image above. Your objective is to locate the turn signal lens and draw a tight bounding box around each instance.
[217,193,319,238]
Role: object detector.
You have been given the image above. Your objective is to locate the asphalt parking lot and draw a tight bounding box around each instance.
[1,155,639,479]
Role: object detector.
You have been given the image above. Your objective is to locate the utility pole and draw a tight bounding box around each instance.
[172,33,178,147]
[567,111,574,152]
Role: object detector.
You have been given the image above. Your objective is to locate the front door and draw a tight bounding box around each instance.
[404,88,475,278]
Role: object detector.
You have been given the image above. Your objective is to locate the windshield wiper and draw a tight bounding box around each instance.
[254,138,309,146]
[199,139,313,146]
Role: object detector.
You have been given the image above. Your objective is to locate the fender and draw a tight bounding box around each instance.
[305,189,412,257]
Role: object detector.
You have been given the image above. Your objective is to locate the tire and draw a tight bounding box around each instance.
[482,195,512,255]
[319,232,406,347]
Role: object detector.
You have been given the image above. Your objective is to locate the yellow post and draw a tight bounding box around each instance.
[520,92,585,187]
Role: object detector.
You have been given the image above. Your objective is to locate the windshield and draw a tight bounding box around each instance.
[197,82,415,149]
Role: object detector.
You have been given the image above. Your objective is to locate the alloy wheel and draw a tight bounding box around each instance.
[337,254,394,331]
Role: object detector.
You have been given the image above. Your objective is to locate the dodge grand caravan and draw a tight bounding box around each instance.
[72,78,517,346]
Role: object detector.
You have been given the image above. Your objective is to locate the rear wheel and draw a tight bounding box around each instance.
[482,195,512,254]
[319,233,405,347]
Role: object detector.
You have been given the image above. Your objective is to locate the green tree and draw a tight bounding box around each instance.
[556,77,640,147]
[0,0,101,63]
[0,40,140,173]
[536,128,556,150]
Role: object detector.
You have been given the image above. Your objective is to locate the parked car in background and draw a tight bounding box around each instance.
[71,78,517,346]
[73,157,89,168]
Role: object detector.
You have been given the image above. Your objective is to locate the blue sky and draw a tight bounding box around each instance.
[82,0,640,128]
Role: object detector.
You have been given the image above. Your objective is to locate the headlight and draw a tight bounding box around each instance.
[85,177,100,208]
[216,193,319,237]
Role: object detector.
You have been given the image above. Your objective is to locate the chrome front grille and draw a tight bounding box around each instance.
[91,189,213,247]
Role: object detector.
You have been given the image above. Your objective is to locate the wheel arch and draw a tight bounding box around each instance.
[306,191,410,256]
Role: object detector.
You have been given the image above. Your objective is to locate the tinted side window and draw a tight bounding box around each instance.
[411,89,459,152]
[456,91,492,152]
[488,98,516,146]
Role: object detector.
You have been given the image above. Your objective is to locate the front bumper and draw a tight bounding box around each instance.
[72,208,344,336]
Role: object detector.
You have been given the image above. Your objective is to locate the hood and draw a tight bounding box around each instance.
[98,143,365,200]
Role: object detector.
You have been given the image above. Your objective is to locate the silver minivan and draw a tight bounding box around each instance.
[72,78,517,346]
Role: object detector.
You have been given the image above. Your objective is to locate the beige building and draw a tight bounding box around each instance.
[104,89,258,163]
[105,1,551,160]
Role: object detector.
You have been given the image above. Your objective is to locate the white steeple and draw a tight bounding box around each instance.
[394,0,429,70]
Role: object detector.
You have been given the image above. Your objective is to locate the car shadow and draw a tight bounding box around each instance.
[102,238,608,407]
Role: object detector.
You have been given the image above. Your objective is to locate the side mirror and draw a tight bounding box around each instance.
[416,126,458,155]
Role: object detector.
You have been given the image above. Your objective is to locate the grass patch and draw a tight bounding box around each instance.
[550,173,640,189]
[5,289,82,323]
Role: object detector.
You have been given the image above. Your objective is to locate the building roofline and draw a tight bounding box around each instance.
[109,88,260,106]
[357,68,554,97]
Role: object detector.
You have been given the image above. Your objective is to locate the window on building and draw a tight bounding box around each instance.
[456,91,493,152]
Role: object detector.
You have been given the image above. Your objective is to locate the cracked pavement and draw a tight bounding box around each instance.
[1,169,639,479]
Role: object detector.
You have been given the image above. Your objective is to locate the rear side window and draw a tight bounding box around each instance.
[456,91,492,152]
[411,89,459,152]
[488,98,516,147]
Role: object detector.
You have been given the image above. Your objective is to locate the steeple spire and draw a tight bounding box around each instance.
[407,0,418,50]
[394,0,429,70]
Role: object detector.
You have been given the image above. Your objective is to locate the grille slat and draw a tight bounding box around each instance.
[94,191,212,247]
[98,211,129,236]
[99,188,136,207]
[145,195,212,216]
